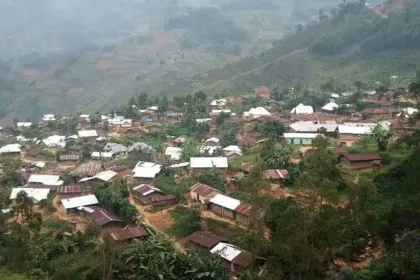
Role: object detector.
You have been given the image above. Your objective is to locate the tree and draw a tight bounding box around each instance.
[408,69,420,96]
[170,206,202,237]
[197,169,227,193]
[137,92,148,108]
[362,124,391,151]
[181,138,201,160]
[216,112,230,126]
[90,112,101,125]
[258,119,286,140]
[220,122,241,147]
[261,141,298,169]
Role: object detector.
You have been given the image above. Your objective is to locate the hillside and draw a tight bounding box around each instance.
[0,0,387,123]
[166,0,420,95]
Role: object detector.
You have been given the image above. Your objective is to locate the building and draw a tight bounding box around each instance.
[131,184,177,207]
[337,125,372,142]
[61,194,99,214]
[132,161,162,184]
[71,162,104,180]
[254,87,271,98]
[108,227,149,242]
[42,135,66,148]
[283,133,322,145]
[339,153,382,170]
[289,121,337,135]
[16,122,32,128]
[264,169,288,184]
[42,114,56,122]
[78,170,118,184]
[0,143,21,157]
[209,194,241,220]
[10,188,50,204]
[85,206,123,229]
[164,147,182,161]
[291,103,314,115]
[103,143,128,155]
[234,202,251,225]
[91,152,114,160]
[78,130,98,138]
[188,231,227,249]
[57,185,90,200]
[189,183,219,204]
[28,174,63,187]
[243,107,271,118]
[362,108,390,120]
[222,145,243,157]
[190,157,228,174]
[321,102,339,112]
[204,137,220,147]
[58,154,80,167]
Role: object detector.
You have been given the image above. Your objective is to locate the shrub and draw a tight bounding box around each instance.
[170,206,202,237]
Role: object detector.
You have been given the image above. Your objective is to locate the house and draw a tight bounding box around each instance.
[103,143,128,155]
[337,125,372,142]
[362,108,389,120]
[10,188,50,204]
[190,183,219,204]
[109,226,149,242]
[205,137,220,147]
[132,161,162,184]
[397,107,418,119]
[289,121,338,134]
[210,242,260,276]
[196,118,212,124]
[91,152,114,160]
[209,194,241,220]
[230,96,243,104]
[210,99,227,108]
[42,135,66,148]
[188,231,227,249]
[78,130,98,138]
[190,157,228,174]
[283,133,322,145]
[243,107,271,118]
[57,185,90,200]
[128,142,154,153]
[255,87,271,98]
[58,154,80,167]
[210,110,232,118]
[291,103,314,115]
[264,169,288,184]
[0,144,21,157]
[164,147,182,161]
[61,194,99,214]
[339,153,382,170]
[234,202,251,225]
[321,102,339,112]
[71,162,104,180]
[85,206,123,229]
[28,174,63,187]
[79,114,90,121]
[131,184,177,207]
[78,170,118,184]
[42,114,56,122]
[144,122,162,133]
[363,91,379,101]
[332,147,349,159]
[222,145,242,157]
[16,122,32,128]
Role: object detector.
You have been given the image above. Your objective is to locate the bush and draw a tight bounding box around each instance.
[170,206,202,237]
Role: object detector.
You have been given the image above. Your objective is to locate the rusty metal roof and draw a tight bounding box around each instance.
[235,203,251,216]
[232,251,254,267]
[71,162,102,177]
[190,183,218,197]
[264,169,288,180]
[341,153,382,162]
[88,206,122,227]
[188,231,227,248]
[109,227,148,241]
[56,185,84,194]
[59,154,80,161]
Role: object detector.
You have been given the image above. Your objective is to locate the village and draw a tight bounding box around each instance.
[0,85,419,278]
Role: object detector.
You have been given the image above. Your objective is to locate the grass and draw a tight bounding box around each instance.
[229,152,261,171]
[154,176,196,204]
[42,216,73,233]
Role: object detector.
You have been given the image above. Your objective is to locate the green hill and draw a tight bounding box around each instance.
[166,0,420,95]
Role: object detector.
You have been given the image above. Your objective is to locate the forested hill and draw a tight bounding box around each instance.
[169,0,420,95]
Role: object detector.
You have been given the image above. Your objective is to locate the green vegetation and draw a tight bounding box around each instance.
[170,206,202,237]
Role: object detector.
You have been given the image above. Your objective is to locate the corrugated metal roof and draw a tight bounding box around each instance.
[87,206,122,226]
[10,188,50,202]
[283,133,322,139]
[132,184,163,196]
[28,174,63,186]
[190,157,228,169]
[209,194,241,210]
[57,185,83,194]
[61,194,99,210]
[235,203,251,216]
[264,169,288,180]
[109,227,148,241]
[71,162,102,177]
[338,125,372,135]
[210,242,242,261]
[188,231,226,248]
[59,154,80,161]
[78,130,98,138]
[190,183,218,197]
[341,153,382,162]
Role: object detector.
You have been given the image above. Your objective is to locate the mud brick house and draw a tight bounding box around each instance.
[208,194,251,224]
[189,183,219,204]
[264,169,288,184]
[362,108,390,120]
[188,231,227,250]
[339,153,382,170]
[234,202,251,225]
[57,185,91,200]
[84,206,123,229]
[58,154,80,167]
[71,162,104,181]
[255,87,271,98]
[131,184,177,207]
[108,227,149,242]
[0,144,21,158]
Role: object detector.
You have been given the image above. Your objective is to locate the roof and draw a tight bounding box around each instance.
[56,185,84,194]
[283,133,322,139]
[28,174,63,186]
[0,143,22,154]
[132,184,164,196]
[78,130,98,138]
[188,231,226,248]
[128,142,154,152]
[190,183,219,197]
[232,251,254,267]
[79,170,118,183]
[164,147,182,160]
[104,143,128,154]
[222,145,242,153]
[205,137,220,143]
[87,206,122,226]
[196,118,212,123]
[247,107,271,117]
[150,195,176,203]
[291,103,314,114]
[43,135,66,148]
[169,162,190,168]
[190,157,228,169]
[59,154,80,161]
[265,169,288,180]
[322,102,339,111]
[289,121,337,133]
[132,161,162,178]
[17,122,32,127]
[91,152,114,158]
[109,227,149,241]
[338,125,372,135]
[209,194,241,210]
[332,147,349,157]
[362,108,389,114]
[341,153,382,162]
[210,242,242,261]
[235,202,251,216]
[10,188,50,202]
[71,162,103,177]
[255,87,271,98]
[61,194,99,210]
